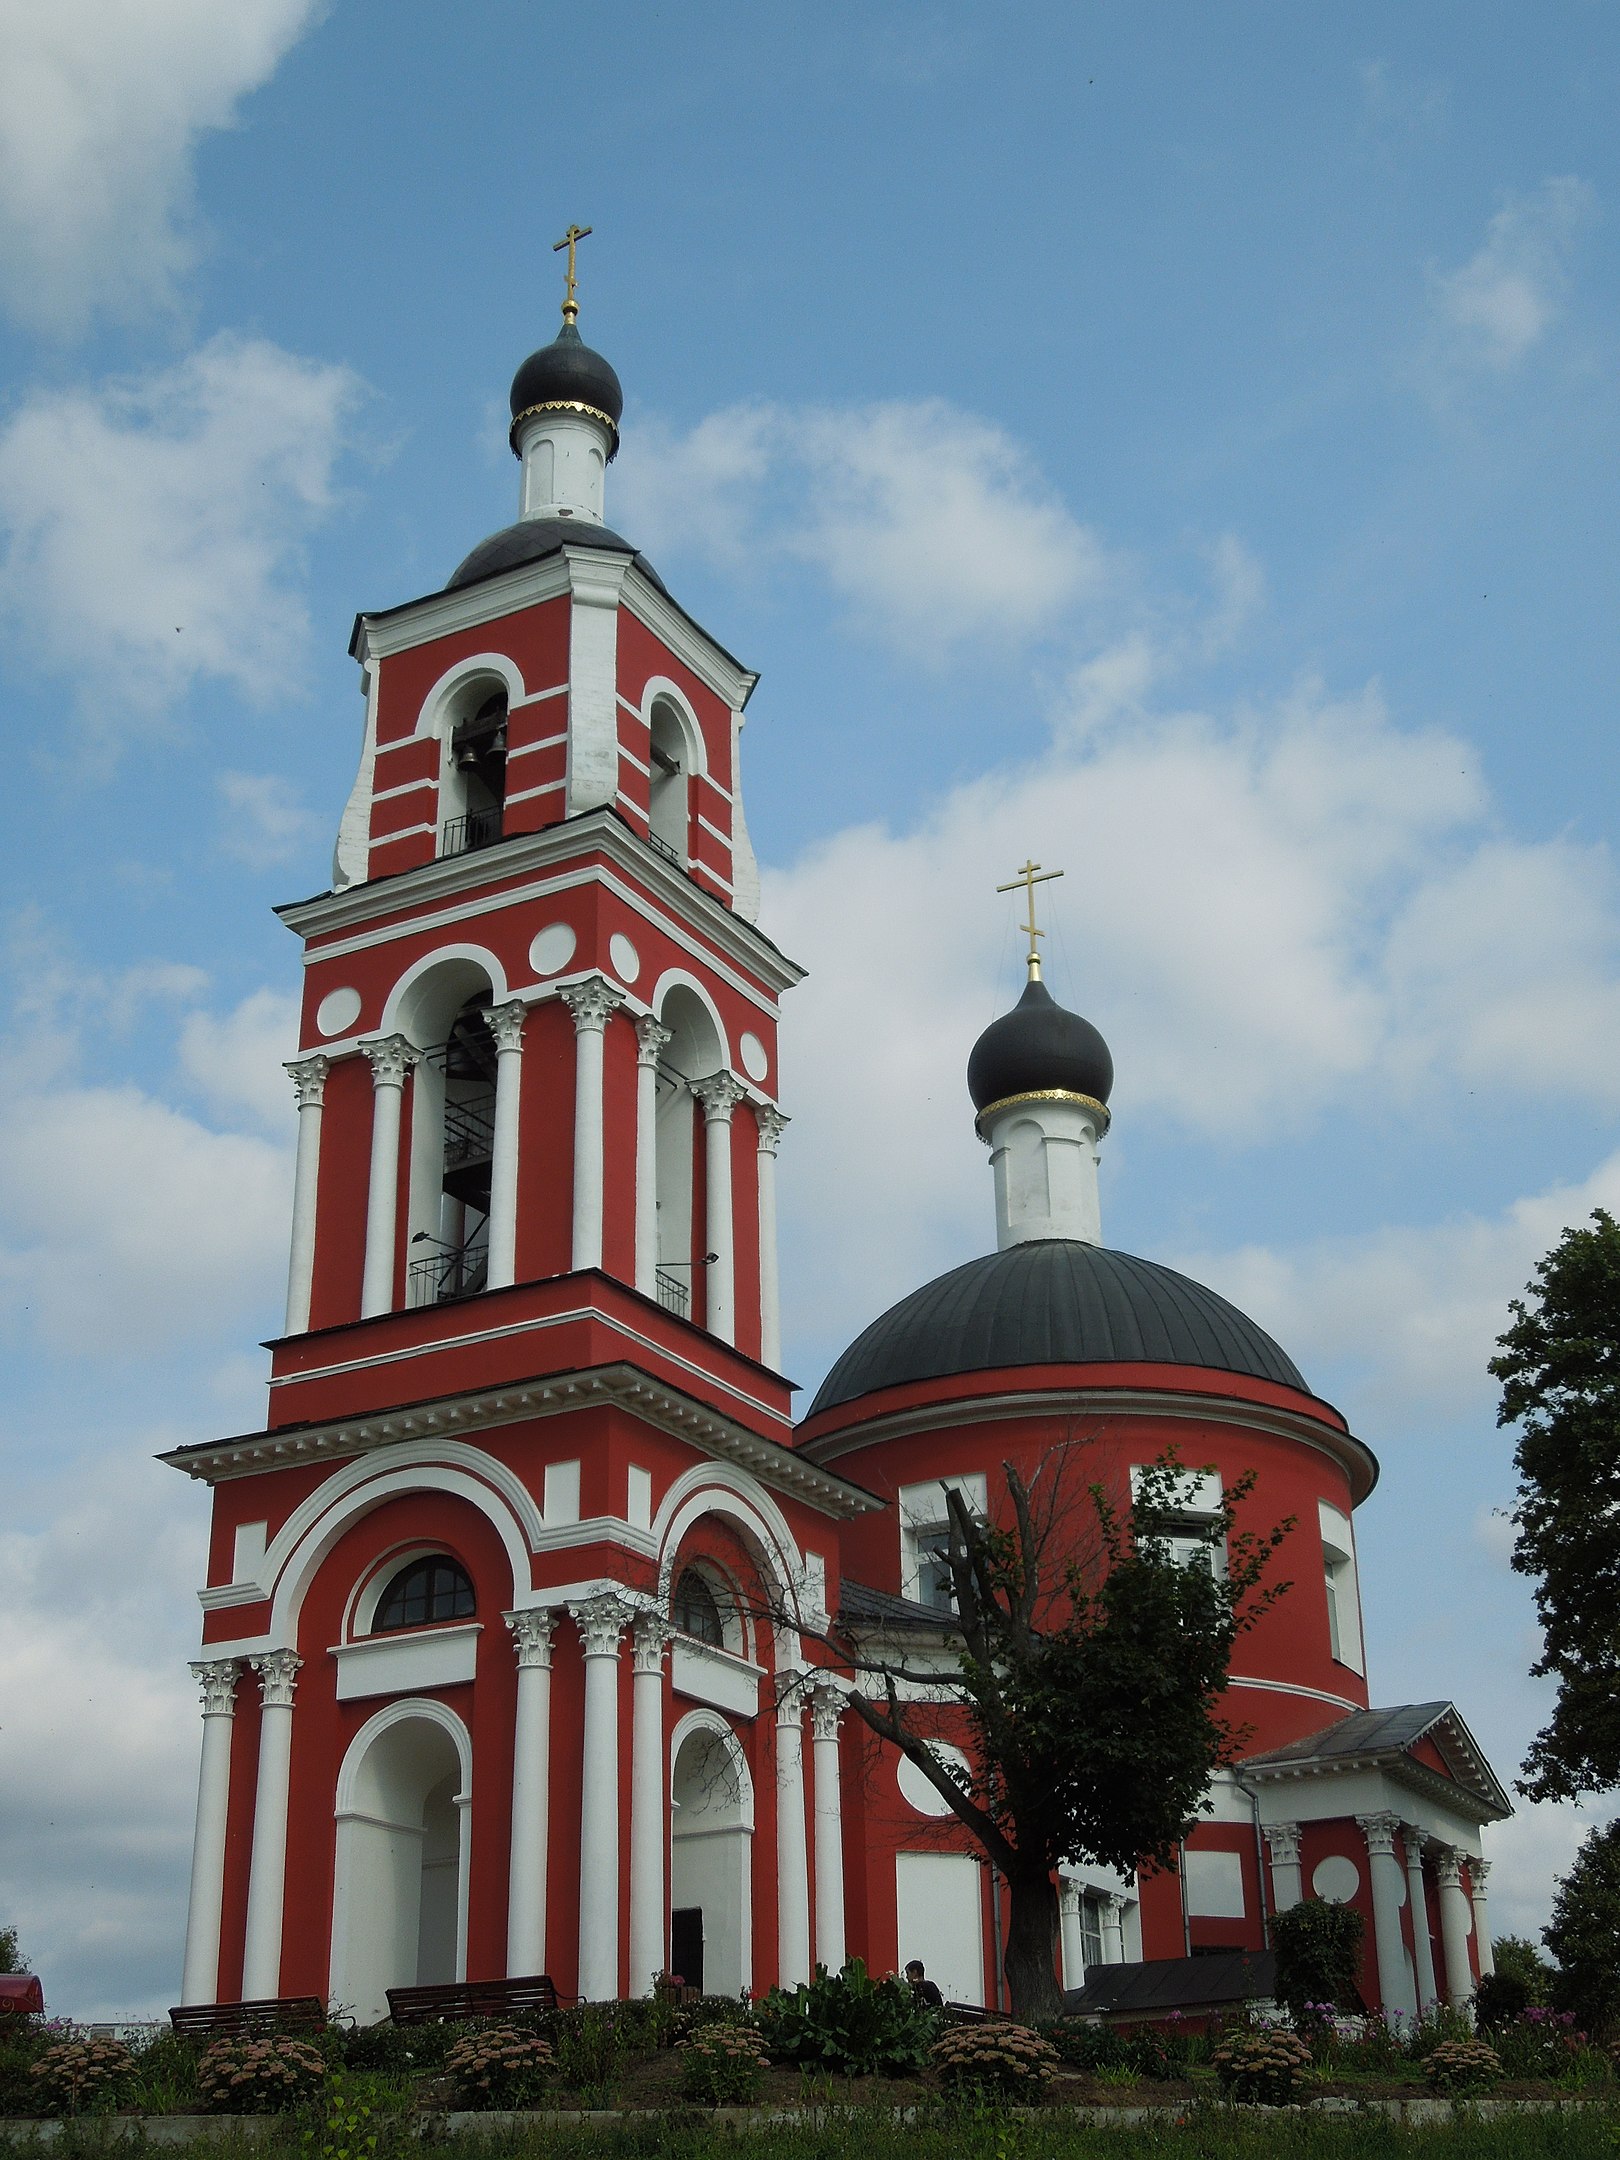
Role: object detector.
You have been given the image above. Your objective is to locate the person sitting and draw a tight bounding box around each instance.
[905,1959,944,2008]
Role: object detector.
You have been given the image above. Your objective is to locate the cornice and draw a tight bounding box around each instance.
[619,572,758,713]
[1244,1750,1506,1827]
[798,1380,1378,1505]
[275,809,805,996]
[159,1360,883,1520]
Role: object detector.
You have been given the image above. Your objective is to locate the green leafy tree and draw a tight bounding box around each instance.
[1491,1934,1554,2004]
[777,1446,1291,2023]
[1544,1821,1620,2034]
[1492,1210,1620,1800]
[1270,1897,1365,2024]
[0,1927,23,1975]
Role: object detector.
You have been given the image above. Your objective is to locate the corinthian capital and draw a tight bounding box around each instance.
[486,999,530,1054]
[362,1033,420,1089]
[1264,1820,1303,1866]
[1469,1856,1491,1890]
[809,1681,845,1744]
[569,1591,632,1657]
[284,1055,331,1110]
[250,1648,302,1709]
[632,1610,675,1675]
[1433,1845,1465,1890]
[191,1658,242,1717]
[505,1609,558,1669]
[755,1103,789,1154]
[635,1015,672,1067]
[562,976,624,1035]
[691,1072,746,1122]
[1357,1810,1402,1858]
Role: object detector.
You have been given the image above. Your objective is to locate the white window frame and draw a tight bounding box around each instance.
[1318,1500,1365,1675]
[898,1474,987,1609]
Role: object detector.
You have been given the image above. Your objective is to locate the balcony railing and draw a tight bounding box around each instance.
[440,806,503,858]
[443,1094,495,1169]
[655,1268,690,1320]
[408,1243,489,1307]
[646,830,680,866]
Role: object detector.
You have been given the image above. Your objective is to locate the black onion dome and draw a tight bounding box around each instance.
[808,1240,1308,1417]
[509,323,624,451]
[446,516,666,595]
[967,976,1114,1117]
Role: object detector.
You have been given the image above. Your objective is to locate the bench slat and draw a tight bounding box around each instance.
[169,1996,327,2038]
[386,1975,570,2025]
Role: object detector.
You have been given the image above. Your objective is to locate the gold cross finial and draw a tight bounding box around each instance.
[996,858,1064,982]
[553,223,593,323]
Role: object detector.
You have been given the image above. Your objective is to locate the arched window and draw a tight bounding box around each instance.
[647,699,690,864]
[672,1566,726,1649]
[440,687,508,857]
[374,1556,476,1632]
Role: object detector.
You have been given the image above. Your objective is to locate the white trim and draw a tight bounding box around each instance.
[638,677,709,778]
[333,1623,482,1701]
[1228,1674,1366,1713]
[506,731,569,761]
[379,942,511,1036]
[414,651,529,742]
[512,684,568,710]
[505,780,567,808]
[695,770,734,805]
[373,778,437,804]
[651,968,732,1067]
[618,747,651,778]
[670,1707,756,1831]
[697,815,733,846]
[355,554,574,661]
[372,822,437,847]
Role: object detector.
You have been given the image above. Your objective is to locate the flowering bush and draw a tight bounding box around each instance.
[28,2038,133,2115]
[754,1960,937,2076]
[1494,2006,1590,2079]
[1211,2027,1312,2105]
[678,2022,770,2105]
[442,2026,554,2110]
[197,2035,326,2114]
[1424,2038,1503,2095]
[931,2021,1059,2098]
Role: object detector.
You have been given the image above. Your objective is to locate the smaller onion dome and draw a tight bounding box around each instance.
[967,976,1114,1123]
[509,322,624,458]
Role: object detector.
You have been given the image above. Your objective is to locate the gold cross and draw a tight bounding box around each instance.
[996,858,1064,982]
[553,223,593,322]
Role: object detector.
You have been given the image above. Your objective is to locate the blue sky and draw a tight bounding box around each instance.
[2,2,1618,2015]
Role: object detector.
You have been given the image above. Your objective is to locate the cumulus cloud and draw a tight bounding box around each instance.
[0,0,322,335]
[1429,177,1594,373]
[0,335,363,728]
[617,397,1114,655]
[216,771,325,871]
[176,984,299,1132]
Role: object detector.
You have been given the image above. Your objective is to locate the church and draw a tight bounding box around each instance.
[164,241,1510,2027]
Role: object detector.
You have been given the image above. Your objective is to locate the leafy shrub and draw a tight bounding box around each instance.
[753,1959,938,2077]
[1040,2018,1190,2080]
[931,2021,1059,2098]
[678,2024,770,2106]
[0,2016,49,2115]
[1405,2004,1477,2060]
[442,2026,553,2111]
[198,2034,326,2114]
[1271,1898,1365,2026]
[548,2005,623,2094]
[126,2030,202,2114]
[1211,2027,1312,2105]
[1492,1935,1554,2005]
[1424,2038,1502,2095]
[1491,2006,1588,2078]
[668,1995,751,2047]
[29,2038,133,2115]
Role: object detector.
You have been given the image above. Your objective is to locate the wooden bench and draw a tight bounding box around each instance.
[386,1975,577,2025]
[169,1996,328,2040]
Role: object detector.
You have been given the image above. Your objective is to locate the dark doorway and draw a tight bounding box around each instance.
[670,1906,704,1993]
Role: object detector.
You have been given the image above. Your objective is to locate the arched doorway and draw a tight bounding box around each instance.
[330,1703,470,2024]
[669,1717,752,1998]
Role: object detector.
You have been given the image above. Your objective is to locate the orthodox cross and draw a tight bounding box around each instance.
[553,223,593,321]
[996,858,1064,982]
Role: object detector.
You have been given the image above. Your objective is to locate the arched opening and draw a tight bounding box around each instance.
[647,698,691,864]
[331,1709,469,2025]
[398,961,501,1307]
[669,1721,752,1998]
[652,985,724,1322]
[438,680,508,857]
[372,1555,476,1632]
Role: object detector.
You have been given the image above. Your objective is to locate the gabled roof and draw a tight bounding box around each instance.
[1243,1701,1512,1823]
[837,1578,962,1635]
[1065,1951,1278,2020]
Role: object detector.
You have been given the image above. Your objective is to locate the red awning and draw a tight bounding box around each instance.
[0,1975,44,2014]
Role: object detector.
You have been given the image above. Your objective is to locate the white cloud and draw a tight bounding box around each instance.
[616,397,1113,655]
[177,984,299,1132]
[0,334,363,728]
[0,0,321,335]
[1430,177,1593,373]
[216,770,325,870]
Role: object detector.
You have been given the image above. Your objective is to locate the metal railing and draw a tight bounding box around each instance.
[655,1268,690,1319]
[408,1244,489,1307]
[440,806,503,858]
[646,830,680,865]
[443,1094,495,1168]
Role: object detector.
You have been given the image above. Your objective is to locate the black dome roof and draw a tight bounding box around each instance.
[807,1239,1307,1417]
[509,323,623,448]
[967,977,1114,1116]
[446,516,666,595]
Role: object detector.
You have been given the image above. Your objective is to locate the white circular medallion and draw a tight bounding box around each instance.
[739,1030,769,1083]
[608,932,641,985]
[529,922,577,976]
[315,985,362,1038]
[896,1742,973,1818]
[1311,1855,1363,1904]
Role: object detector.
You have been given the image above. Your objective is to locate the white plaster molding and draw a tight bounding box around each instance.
[486,998,530,1052]
[191,1658,242,1716]
[333,1624,481,1701]
[562,974,625,1034]
[505,1608,558,1669]
[362,1033,420,1089]
[285,1055,331,1109]
[691,1072,746,1121]
[570,1591,634,1659]
[251,1647,301,1708]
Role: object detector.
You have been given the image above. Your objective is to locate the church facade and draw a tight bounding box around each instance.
[166,275,1509,2026]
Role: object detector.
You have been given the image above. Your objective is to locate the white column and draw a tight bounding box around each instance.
[692,1074,745,1346]
[562,979,624,1274]
[634,1017,671,1298]
[1102,1892,1127,1964]
[571,1593,629,1999]
[775,1673,811,1987]
[1435,1847,1477,2010]
[756,1105,788,1370]
[1264,1821,1304,1913]
[504,1611,556,1977]
[809,1683,846,1974]
[1469,1858,1494,1978]
[282,1057,330,1335]
[361,1035,419,1318]
[1404,1827,1441,2014]
[1058,1881,1085,1989]
[1359,1812,1417,2022]
[180,1659,241,2005]
[485,1000,529,1291]
[241,1650,302,2000]
[629,1612,673,1998]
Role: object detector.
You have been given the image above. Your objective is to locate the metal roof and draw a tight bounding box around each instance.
[1065,1951,1278,2019]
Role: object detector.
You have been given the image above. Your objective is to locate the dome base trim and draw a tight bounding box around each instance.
[975,1085,1111,1139]
[509,399,620,457]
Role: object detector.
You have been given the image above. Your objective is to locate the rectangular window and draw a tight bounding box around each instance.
[1079,1894,1105,1973]
[899,1475,987,1609]
[1318,1501,1364,1675]
[1132,1465,1227,1575]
